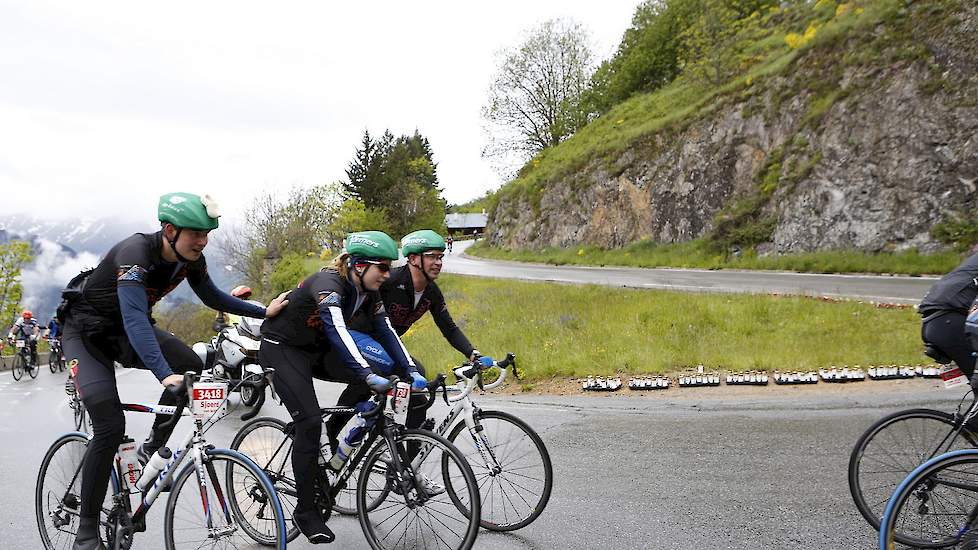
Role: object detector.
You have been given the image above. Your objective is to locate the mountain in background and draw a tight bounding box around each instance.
[486,0,977,255]
[0,215,239,323]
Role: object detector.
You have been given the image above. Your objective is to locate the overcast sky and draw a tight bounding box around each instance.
[0,0,638,225]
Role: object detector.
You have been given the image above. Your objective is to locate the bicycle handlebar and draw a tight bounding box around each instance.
[446,352,517,402]
[156,371,196,432]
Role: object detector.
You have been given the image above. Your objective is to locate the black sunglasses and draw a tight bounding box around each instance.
[359,260,391,272]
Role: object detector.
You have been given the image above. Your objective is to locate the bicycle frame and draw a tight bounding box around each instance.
[414,358,515,474]
[51,374,284,549]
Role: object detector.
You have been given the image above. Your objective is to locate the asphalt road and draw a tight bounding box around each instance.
[5,363,965,549]
[443,240,938,305]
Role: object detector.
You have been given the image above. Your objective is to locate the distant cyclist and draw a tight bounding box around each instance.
[7,310,41,366]
[47,314,61,339]
[62,193,289,550]
[919,252,978,378]
[446,233,454,253]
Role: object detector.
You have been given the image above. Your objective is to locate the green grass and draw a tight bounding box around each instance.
[400,274,924,382]
[467,239,962,276]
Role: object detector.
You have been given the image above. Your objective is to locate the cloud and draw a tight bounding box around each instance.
[19,238,100,318]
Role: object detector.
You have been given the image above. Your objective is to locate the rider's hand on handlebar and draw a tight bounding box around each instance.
[365,373,393,394]
[162,373,184,391]
[410,371,428,391]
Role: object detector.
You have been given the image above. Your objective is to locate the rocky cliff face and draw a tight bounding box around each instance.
[488,2,978,253]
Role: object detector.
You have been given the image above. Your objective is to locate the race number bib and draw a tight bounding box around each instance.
[940,364,969,390]
[387,382,411,425]
[15,340,25,348]
[191,382,229,420]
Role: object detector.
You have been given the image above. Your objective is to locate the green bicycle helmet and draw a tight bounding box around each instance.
[400,230,446,256]
[158,192,220,231]
[345,231,399,261]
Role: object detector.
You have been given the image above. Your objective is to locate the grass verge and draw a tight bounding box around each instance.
[400,274,924,383]
[467,240,961,276]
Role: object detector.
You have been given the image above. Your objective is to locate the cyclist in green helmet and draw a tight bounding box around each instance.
[346,229,490,455]
[259,230,428,544]
[61,192,290,550]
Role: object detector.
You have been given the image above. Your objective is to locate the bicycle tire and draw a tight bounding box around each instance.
[12,352,24,380]
[849,408,978,544]
[446,409,553,531]
[164,447,287,550]
[228,416,301,544]
[73,399,87,432]
[36,432,107,550]
[28,353,38,379]
[358,429,481,550]
[49,352,57,374]
[879,449,978,549]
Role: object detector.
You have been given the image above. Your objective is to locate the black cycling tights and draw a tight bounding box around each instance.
[923,311,977,378]
[258,341,329,513]
[63,324,200,519]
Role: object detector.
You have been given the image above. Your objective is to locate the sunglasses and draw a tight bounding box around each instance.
[358,260,391,272]
[421,252,445,261]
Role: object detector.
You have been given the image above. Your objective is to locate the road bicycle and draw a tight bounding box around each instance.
[412,353,552,531]
[878,448,978,549]
[849,345,978,547]
[10,336,38,380]
[230,375,482,550]
[36,371,288,550]
[47,336,67,373]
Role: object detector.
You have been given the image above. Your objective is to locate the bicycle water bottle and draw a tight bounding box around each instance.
[318,429,332,467]
[117,437,141,493]
[328,402,375,471]
[136,447,172,492]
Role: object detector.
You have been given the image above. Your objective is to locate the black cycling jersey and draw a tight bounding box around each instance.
[351,265,473,358]
[261,268,414,380]
[920,252,978,315]
[77,232,208,324]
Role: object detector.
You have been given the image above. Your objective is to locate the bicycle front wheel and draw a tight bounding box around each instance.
[849,408,977,541]
[49,352,57,373]
[12,352,24,380]
[36,432,108,550]
[73,399,87,432]
[358,429,480,550]
[164,447,287,550]
[228,416,301,543]
[29,354,38,378]
[446,409,553,531]
[880,449,978,549]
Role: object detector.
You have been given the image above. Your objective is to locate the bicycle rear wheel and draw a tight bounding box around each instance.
[12,352,24,380]
[446,409,553,531]
[164,447,287,550]
[36,432,109,550]
[358,429,480,550]
[849,408,978,543]
[880,449,978,549]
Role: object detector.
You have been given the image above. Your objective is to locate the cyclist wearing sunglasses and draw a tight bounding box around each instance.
[344,229,487,444]
[258,230,423,544]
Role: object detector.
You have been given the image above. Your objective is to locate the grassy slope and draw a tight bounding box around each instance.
[400,275,923,383]
[483,1,966,274]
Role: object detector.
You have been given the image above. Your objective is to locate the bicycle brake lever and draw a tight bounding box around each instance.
[477,368,485,391]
